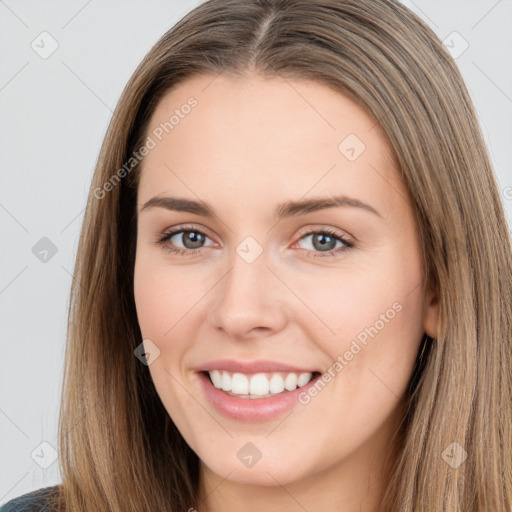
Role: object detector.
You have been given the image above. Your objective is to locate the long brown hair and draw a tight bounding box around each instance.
[52,0,512,510]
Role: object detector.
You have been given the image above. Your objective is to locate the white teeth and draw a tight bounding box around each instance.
[269,374,285,394]
[284,373,297,391]
[210,369,222,388]
[207,370,314,398]
[249,374,270,395]
[221,371,231,391]
[231,373,249,394]
[297,372,312,387]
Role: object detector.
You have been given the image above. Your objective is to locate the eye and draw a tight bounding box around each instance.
[154,225,355,258]
[294,228,354,258]
[155,225,215,255]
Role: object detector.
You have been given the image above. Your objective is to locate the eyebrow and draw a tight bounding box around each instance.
[140,194,382,219]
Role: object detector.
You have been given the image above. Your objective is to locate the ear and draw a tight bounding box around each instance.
[423,285,439,339]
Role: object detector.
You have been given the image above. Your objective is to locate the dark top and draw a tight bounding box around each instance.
[0,485,60,512]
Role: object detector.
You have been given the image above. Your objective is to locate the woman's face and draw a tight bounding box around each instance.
[133,72,438,491]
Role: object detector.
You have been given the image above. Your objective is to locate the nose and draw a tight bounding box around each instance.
[207,244,289,340]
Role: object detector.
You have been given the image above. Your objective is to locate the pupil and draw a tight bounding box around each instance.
[313,233,335,251]
[184,231,204,249]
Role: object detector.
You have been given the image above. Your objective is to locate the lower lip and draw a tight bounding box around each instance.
[197,371,321,422]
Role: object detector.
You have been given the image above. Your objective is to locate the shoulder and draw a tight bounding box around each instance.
[0,485,61,512]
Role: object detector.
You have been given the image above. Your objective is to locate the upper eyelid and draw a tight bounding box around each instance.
[296,225,352,240]
[163,224,217,243]
[162,224,351,236]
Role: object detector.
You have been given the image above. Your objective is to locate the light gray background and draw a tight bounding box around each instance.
[1,0,511,504]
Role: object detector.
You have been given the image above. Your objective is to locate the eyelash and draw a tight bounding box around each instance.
[154,224,355,259]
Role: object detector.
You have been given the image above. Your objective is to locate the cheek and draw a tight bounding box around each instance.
[293,244,425,400]
[133,249,202,340]
[287,253,425,457]
[133,265,172,339]
[289,249,424,344]
[133,254,202,428]
[133,249,214,396]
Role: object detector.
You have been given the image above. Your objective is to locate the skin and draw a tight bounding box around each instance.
[133,72,439,512]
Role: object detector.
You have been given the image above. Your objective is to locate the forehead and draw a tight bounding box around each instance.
[137,72,407,215]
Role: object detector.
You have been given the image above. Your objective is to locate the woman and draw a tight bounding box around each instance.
[2,0,511,511]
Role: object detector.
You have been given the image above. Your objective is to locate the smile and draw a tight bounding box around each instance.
[197,370,322,422]
[207,370,317,398]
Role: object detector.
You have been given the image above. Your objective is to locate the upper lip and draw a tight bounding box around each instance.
[195,359,320,374]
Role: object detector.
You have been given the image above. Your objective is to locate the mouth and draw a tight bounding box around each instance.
[202,369,322,399]
[194,358,324,421]
[196,367,323,422]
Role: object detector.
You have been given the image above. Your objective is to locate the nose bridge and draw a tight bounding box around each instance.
[208,236,288,338]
